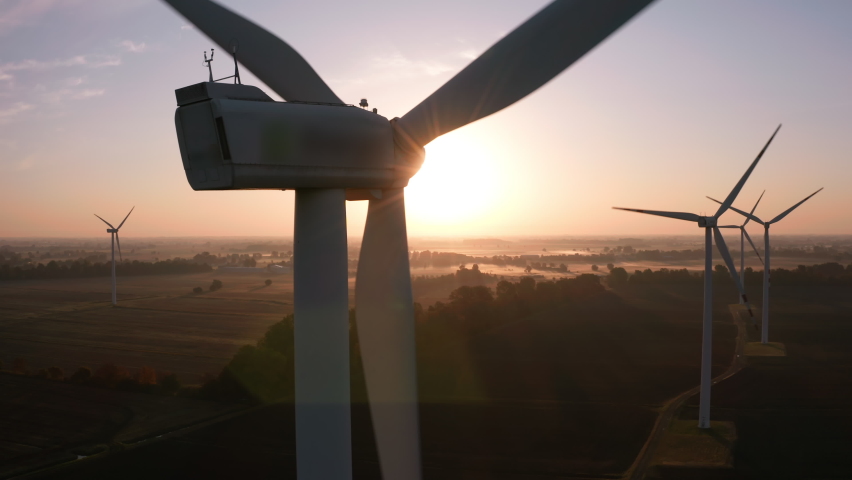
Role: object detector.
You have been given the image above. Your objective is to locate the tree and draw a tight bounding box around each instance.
[70,367,92,384]
[265,279,272,286]
[159,373,181,394]
[591,264,599,271]
[136,366,158,385]
[210,279,223,291]
[607,267,629,288]
[11,357,27,374]
[47,366,64,380]
[193,286,203,294]
[606,263,614,271]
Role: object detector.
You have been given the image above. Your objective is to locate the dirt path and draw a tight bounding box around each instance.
[624,305,747,480]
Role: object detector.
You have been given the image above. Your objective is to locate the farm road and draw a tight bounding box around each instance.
[625,304,747,480]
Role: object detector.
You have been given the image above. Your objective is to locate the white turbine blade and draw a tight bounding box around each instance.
[742,190,765,227]
[117,206,135,230]
[115,232,123,262]
[713,124,781,218]
[612,207,700,223]
[742,228,763,265]
[163,0,342,103]
[768,187,824,225]
[94,214,115,229]
[355,188,422,480]
[396,0,655,148]
[713,227,755,318]
[706,196,764,225]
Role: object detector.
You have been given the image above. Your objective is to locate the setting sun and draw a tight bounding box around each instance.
[404,133,501,229]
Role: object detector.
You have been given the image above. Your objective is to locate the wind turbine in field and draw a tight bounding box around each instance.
[163,0,655,478]
[613,124,780,429]
[708,187,823,344]
[717,191,765,304]
[94,207,134,306]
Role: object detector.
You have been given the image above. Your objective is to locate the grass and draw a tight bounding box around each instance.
[744,341,786,356]
[652,420,737,468]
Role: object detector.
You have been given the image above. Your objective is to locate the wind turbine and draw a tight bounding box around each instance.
[718,191,765,304]
[94,207,134,306]
[164,0,655,478]
[613,124,780,429]
[708,187,823,344]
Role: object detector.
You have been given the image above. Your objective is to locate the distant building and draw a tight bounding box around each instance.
[217,266,265,273]
[268,264,292,275]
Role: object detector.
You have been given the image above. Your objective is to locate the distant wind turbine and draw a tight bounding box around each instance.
[94,207,134,306]
[716,191,765,304]
[708,187,823,344]
[613,124,780,429]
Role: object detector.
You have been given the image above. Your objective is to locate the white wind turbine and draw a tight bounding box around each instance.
[708,187,823,344]
[613,124,780,429]
[94,207,134,306]
[163,1,657,478]
[718,191,765,305]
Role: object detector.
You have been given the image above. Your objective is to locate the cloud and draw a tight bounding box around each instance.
[0,102,33,118]
[371,53,455,78]
[119,40,147,53]
[0,54,121,84]
[458,49,480,61]
[40,87,105,103]
[15,155,35,171]
[180,24,193,30]
[0,0,57,35]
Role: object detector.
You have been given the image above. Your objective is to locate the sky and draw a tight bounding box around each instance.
[0,0,850,240]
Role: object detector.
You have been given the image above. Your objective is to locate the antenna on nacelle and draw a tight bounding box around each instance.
[203,48,214,82]
[202,43,241,85]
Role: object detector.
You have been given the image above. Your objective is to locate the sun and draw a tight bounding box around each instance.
[404,133,500,230]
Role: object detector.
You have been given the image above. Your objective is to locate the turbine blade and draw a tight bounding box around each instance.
[717,225,740,228]
[742,228,763,265]
[713,227,754,317]
[743,190,765,227]
[94,214,115,229]
[116,232,123,262]
[162,0,342,104]
[706,197,764,225]
[612,207,700,223]
[768,188,823,224]
[355,188,422,480]
[713,124,781,218]
[396,0,654,148]
[117,206,135,230]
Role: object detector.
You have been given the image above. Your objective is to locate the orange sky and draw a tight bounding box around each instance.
[0,0,849,240]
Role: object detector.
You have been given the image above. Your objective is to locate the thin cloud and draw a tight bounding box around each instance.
[0,102,33,117]
[0,54,121,83]
[0,0,57,35]
[119,40,147,53]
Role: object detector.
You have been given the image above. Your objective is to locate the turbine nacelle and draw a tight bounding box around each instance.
[174,82,422,192]
[106,229,117,233]
[697,217,717,228]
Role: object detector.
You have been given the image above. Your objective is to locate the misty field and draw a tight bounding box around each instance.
[0,273,292,383]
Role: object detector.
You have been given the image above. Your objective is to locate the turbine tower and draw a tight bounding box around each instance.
[163,0,656,478]
[708,187,823,344]
[718,192,765,304]
[613,124,780,429]
[94,207,134,306]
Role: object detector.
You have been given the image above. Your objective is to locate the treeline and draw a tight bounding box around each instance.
[606,262,852,287]
[411,264,498,298]
[0,258,212,281]
[198,272,609,404]
[1,359,182,396]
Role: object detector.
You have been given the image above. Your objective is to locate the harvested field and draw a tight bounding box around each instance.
[0,373,239,478]
[0,274,292,383]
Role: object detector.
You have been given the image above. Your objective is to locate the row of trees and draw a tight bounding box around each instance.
[1,359,181,395]
[198,271,609,404]
[0,258,213,281]
[605,262,852,287]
